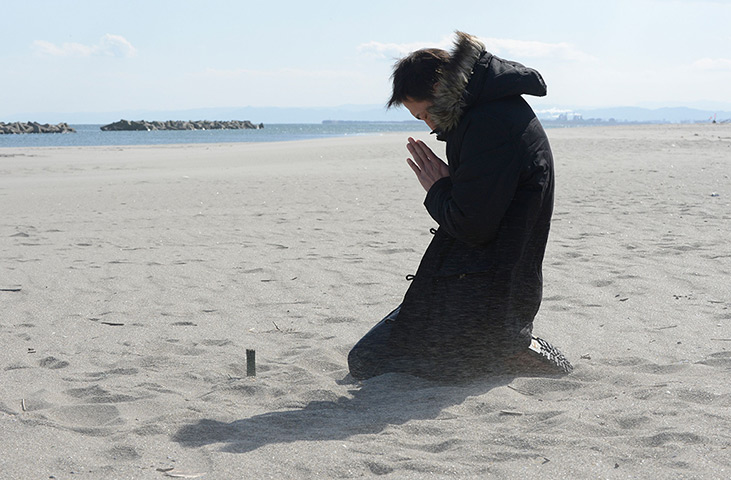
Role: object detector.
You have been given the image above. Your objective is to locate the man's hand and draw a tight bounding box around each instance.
[406,137,449,192]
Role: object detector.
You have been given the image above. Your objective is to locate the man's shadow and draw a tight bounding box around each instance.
[171,373,515,453]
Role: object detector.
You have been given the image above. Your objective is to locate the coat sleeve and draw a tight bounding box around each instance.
[423,116,522,246]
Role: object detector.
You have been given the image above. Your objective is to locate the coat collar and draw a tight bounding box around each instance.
[429,31,485,134]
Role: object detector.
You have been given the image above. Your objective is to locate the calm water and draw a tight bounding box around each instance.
[0,123,429,148]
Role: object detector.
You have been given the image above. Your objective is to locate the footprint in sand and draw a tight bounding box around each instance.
[64,384,140,404]
[47,404,124,429]
[637,431,705,448]
[696,351,731,368]
[39,356,69,369]
[508,377,583,396]
[21,389,125,431]
[105,444,141,460]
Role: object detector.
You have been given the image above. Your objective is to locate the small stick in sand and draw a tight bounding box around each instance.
[246,349,256,377]
[499,410,524,416]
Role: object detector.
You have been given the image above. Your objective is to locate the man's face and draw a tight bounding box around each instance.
[403,97,437,131]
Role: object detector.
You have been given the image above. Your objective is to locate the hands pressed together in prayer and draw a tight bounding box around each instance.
[406,137,449,192]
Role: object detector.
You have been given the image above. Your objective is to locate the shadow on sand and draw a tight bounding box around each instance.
[171,373,515,453]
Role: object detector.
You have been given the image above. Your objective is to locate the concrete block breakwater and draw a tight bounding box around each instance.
[0,122,76,134]
[100,119,264,131]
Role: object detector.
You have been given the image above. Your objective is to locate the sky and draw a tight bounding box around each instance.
[2,0,731,120]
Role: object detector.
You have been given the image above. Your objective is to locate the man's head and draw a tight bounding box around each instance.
[387,48,450,112]
[387,32,489,133]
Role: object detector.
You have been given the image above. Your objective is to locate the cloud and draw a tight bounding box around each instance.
[358,35,596,63]
[692,58,731,71]
[33,34,137,58]
[357,36,452,58]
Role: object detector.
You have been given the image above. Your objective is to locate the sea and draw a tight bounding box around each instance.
[0,123,429,149]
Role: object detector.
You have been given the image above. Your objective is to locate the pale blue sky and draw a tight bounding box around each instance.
[2,0,730,118]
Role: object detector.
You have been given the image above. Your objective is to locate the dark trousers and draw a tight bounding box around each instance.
[347,304,532,381]
[348,306,414,379]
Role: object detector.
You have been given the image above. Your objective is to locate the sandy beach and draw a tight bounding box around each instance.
[1,124,729,479]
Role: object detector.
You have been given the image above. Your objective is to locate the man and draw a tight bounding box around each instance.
[348,31,572,381]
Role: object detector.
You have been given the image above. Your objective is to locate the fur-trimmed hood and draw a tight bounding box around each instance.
[429,31,547,133]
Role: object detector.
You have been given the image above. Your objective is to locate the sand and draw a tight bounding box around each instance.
[1,124,729,479]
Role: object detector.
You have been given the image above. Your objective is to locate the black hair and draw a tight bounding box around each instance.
[387,48,450,108]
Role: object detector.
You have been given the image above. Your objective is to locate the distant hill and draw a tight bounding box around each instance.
[535,106,731,123]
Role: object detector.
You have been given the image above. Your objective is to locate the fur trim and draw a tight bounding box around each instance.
[429,31,485,132]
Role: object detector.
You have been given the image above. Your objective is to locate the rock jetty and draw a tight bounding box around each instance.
[100,119,264,131]
[0,122,76,134]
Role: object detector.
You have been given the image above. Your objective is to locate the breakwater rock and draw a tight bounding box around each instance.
[100,119,264,131]
[0,122,76,134]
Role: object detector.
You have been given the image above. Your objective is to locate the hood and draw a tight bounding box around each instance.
[429,31,547,133]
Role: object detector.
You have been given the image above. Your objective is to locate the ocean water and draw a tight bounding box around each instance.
[0,123,429,148]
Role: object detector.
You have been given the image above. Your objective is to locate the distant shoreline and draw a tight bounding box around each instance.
[2,123,728,151]
[0,122,430,149]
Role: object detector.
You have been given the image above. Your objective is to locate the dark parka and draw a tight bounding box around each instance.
[390,32,555,374]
